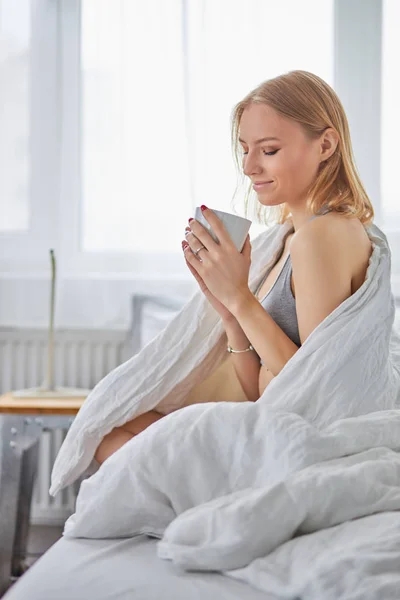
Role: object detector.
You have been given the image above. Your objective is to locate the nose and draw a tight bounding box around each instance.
[242,151,262,178]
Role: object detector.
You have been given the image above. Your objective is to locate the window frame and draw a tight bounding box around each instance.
[335,0,400,296]
[57,0,189,279]
[0,0,61,274]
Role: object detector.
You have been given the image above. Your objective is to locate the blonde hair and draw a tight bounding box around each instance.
[230,70,374,228]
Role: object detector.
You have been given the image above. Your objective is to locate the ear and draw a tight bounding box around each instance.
[319,127,339,163]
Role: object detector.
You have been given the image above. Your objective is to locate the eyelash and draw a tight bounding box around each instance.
[242,150,279,156]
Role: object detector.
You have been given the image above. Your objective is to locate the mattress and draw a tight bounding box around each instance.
[3,534,273,600]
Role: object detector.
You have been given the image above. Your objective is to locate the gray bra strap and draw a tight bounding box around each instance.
[255,207,332,296]
[307,206,332,222]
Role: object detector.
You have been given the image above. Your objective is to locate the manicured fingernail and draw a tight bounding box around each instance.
[200,205,207,211]
[188,218,194,223]
[182,241,189,248]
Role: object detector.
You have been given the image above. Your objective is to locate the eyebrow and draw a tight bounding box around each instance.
[238,136,280,145]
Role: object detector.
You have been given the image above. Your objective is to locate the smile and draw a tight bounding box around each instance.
[253,181,273,191]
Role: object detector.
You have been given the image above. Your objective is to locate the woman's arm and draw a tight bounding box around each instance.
[230,293,299,377]
[223,317,261,402]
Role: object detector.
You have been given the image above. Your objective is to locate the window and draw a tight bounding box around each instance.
[381,0,400,228]
[0,0,30,232]
[79,0,334,259]
[0,0,59,275]
[81,0,190,253]
[4,0,390,329]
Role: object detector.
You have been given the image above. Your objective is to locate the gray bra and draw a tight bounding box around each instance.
[255,207,332,365]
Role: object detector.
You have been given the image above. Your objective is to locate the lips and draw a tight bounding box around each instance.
[253,180,274,190]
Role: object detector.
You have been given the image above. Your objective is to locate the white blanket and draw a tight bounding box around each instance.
[50,219,400,495]
[62,407,400,598]
[54,219,400,597]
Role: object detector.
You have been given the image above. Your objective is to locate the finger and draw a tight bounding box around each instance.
[186,220,218,253]
[182,241,205,268]
[192,207,236,250]
[183,230,208,263]
[182,242,197,270]
[184,229,202,251]
[186,258,203,284]
[242,234,251,255]
[184,255,210,296]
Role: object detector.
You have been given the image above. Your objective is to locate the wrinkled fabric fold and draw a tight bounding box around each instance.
[50,220,400,497]
[55,219,400,599]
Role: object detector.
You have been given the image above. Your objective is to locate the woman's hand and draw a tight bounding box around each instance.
[181,206,252,315]
[183,232,236,323]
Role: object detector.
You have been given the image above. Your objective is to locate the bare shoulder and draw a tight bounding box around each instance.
[317,211,371,265]
[289,211,373,344]
[292,211,373,292]
[294,210,364,241]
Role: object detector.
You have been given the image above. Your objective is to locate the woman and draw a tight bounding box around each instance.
[95,69,374,465]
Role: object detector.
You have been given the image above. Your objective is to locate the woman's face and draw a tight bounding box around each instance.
[239,103,322,210]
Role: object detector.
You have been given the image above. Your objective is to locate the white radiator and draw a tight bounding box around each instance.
[0,328,130,525]
[0,293,186,525]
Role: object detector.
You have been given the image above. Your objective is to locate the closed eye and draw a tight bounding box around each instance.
[242,150,279,156]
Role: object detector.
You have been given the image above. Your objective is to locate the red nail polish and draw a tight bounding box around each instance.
[188,218,194,223]
[200,205,207,211]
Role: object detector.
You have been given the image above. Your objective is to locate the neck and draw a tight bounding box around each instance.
[288,208,315,233]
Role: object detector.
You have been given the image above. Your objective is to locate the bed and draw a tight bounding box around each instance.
[6,222,400,600]
[3,534,271,600]
[5,511,400,600]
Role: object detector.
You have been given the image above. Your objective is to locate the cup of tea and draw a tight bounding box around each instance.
[193,208,252,252]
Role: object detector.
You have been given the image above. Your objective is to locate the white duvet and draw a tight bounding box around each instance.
[53,218,400,599]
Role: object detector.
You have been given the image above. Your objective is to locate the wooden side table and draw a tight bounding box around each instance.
[0,392,85,416]
[0,392,87,595]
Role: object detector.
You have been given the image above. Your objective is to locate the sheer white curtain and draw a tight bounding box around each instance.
[381,0,400,228]
[0,0,30,232]
[81,0,190,253]
[0,0,338,328]
[81,0,334,256]
[3,0,397,328]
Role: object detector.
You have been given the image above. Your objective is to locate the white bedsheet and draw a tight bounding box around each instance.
[5,515,400,600]
[3,535,270,600]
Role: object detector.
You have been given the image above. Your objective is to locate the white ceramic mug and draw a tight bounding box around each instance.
[193,208,252,252]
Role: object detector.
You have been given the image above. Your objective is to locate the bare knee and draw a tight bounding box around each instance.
[121,410,164,435]
[94,427,134,465]
[94,411,164,466]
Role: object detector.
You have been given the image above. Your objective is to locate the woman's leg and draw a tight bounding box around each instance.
[94,410,164,465]
[94,428,134,465]
[121,410,164,435]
